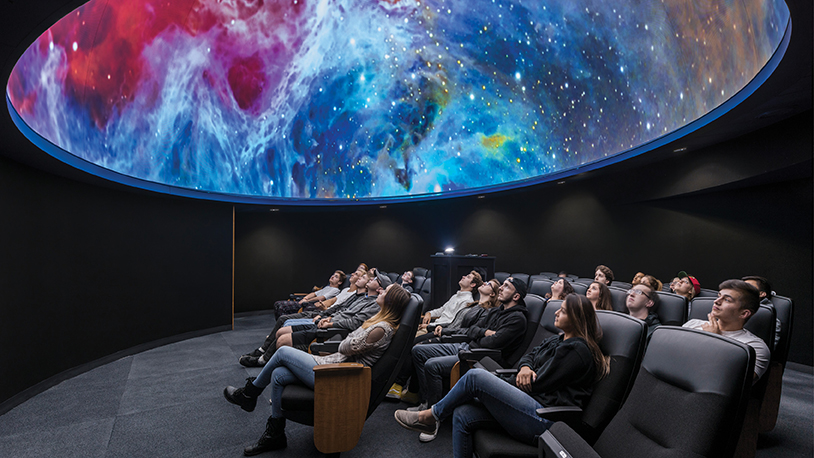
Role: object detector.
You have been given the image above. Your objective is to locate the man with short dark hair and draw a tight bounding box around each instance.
[594,265,614,286]
[742,275,781,349]
[407,277,528,442]
[625,283,661,338]
[271,270,345,319]
[673,270,700,300]
[682,279,770,381]
[418,271,483,331]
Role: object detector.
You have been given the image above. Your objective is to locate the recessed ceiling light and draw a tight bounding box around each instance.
[673,147,687,152]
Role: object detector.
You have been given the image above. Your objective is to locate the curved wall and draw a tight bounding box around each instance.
[0,154,233,409]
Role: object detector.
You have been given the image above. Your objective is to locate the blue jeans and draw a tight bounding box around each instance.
[283,318,315,327]
[252,346,318,418]
[411,342,469,406]
[432,369,553,458]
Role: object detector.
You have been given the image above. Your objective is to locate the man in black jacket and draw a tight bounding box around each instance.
[409,277,528,427]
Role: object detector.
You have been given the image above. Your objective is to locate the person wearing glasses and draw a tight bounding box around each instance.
[625,283,661,338]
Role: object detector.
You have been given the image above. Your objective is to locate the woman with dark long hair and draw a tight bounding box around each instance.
[545,277,575,300]
[586,281,613,311]
[394,294,609,457]
[225,284,412,456]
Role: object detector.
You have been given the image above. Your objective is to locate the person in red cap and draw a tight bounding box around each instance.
[674,270,700,300]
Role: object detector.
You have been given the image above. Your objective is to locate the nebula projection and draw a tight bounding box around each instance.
[7,0,789,202]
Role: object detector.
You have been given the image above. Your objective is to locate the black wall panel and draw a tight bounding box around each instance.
[0,156,233,407]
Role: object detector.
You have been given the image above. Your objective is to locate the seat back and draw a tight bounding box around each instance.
[413,267,429,277]
[593,326,754,458]
[610,281,632,290]
[539,271,557,279]
[504,293,546,367]
[653,291,688,326]
[494,271,510,284]
[577,311,647,443]
[419,278,432,314]
[689,296,715,319]
[697,288,719,298]
[386,271,400,284]
[607,287,628,313]
[534,299,563,346]
[412,275,426,293]
[769,295,793,363]
[366,293,423,416]
[571,282,588,295]
[575,277,596,287]
[529,278,554,297]
[511,273,531,286]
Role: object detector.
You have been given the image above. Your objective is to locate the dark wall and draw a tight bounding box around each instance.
[235,111,813,365]
[0,155,234,407]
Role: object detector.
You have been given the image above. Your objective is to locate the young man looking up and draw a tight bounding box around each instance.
[408,277,528,442]
[625,283,661,338]
[594,265,614,286]
[272,270,345,319]
[682,279,771,381]
[418,271,483,332]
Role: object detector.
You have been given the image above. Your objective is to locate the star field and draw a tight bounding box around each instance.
[7,0,789,201]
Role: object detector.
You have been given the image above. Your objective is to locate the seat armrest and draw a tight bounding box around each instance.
[494,368,518,375]
[536,406,583,423]
[440,334,470,343]
[311,363,371,454]
[316,328,350,342]
[473,356,506,372]
[310,341,341,355]
[312,362,367,373]
[539,423,600,458]
[460,348,502,361]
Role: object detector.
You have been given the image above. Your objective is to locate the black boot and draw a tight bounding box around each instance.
[244,417,287,456]
[239,355,265,367]
[224,377,263,412]
[243,347,264,358]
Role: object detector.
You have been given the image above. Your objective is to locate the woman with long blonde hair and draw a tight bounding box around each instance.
[224,284,411,455]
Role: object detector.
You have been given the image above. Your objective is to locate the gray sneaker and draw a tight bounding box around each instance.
[406,401,428,412]
[394,409,438,436]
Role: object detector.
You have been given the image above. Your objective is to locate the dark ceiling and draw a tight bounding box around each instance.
[0,0,810,205]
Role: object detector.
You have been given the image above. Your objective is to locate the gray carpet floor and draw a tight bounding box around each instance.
[0,312,810,457]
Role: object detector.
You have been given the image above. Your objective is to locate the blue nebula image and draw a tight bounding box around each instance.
[7,0,790,202]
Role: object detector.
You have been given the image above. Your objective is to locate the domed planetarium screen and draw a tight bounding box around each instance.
[7,0,790,204]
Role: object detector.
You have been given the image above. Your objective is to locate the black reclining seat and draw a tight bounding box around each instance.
[472,311,648,458]
[541,326,755,458]
[570,282,588,295]
[653,291,688,326]
[494,271,510,284]
[761,294,793,432]
[418,277,432,314]
[511,273,531,286]
[688,300,776,456]
[606,287,628,314]
[449,294,547,387]
[279,293,423,454]
[529,278,554,297]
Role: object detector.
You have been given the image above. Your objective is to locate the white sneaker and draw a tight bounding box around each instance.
[419,417,440,442]
[419,431,437,443]
[406,402,428,412]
